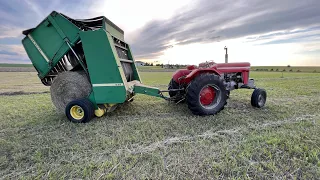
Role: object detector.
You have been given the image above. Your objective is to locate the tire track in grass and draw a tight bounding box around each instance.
[116,114,318,155]
[0,91,49,96]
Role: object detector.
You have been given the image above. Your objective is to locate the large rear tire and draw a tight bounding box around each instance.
[50,71,92,113]
[168,78,184,102]
[168,79,179,97]
[186,74,227,115]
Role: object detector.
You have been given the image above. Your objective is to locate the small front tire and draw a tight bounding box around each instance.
[65,98,95,123]
[251,88,267,108]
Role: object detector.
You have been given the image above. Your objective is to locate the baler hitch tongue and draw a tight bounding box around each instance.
[133,82,166,98]
[132,82,184,101]
[159,89,185,102]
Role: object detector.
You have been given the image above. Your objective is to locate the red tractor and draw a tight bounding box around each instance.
[167,61,267,115]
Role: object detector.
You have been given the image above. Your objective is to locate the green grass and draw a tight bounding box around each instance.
[252,66,320,73]
[0,71,319,179]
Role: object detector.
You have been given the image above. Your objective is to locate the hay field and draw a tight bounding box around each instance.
[251,66,320,73]
[0,71,319,179]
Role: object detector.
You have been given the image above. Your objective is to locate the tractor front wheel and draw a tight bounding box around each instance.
[65,98,95,123]
[186,74,227,115]
[251,88,267,108]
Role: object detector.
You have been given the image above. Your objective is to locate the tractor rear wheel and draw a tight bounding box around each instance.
[65,98,94,123]
[168,78,184,102]
[251,88,267,108]
[186,73,227,115]
[168,79,179,97]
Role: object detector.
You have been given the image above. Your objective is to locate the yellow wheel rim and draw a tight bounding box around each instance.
[70,105,84,120]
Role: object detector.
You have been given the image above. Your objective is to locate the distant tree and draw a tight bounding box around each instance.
[276,69,279,71]
[270,69,273,71]
[282,69,286,71]
[287,65,291,68]
[144,62,153,66]
[297,70,301,72]
[289,69,293,72]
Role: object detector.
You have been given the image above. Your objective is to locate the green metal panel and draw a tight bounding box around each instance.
[103,18,124,41]
[21,11,80,78]
[134,84,162,98]
[22,37,49,75]
[88,92,98,109]
[79,29,127,104]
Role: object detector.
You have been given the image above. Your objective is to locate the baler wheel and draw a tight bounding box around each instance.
[65,98,94,123]
[186,74,227,115]
[251,88,267,108]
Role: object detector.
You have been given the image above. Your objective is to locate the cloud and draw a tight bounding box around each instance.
[0,0,104,63]
[0,0,319,65]
[0,37,23,45]
[130,0,320,59]
[0,25,24,38]
[0,44,29,63]
[0,50,18,56]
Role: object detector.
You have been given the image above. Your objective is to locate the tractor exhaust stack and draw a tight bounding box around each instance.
[224,46,228,63]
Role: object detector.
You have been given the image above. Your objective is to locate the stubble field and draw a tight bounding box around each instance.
[0,70,319,179]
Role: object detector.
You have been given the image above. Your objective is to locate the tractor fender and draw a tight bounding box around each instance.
[184,69,222,84]
[172,69,192,83]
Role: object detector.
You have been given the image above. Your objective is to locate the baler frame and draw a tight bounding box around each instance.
[22,11,164,119]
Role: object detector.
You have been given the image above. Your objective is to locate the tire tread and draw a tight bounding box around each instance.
[251,88,267,108]
[65,98,94,123]
[186,73,227,116]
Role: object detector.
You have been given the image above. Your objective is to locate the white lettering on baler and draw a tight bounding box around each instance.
[27,34,50,62]
[92,83,124,87]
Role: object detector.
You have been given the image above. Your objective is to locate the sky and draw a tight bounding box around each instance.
[0,0,319,66]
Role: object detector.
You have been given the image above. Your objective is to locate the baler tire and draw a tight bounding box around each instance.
[251,88,267,108]
[65,98,94,123]
[186,73,227,116]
